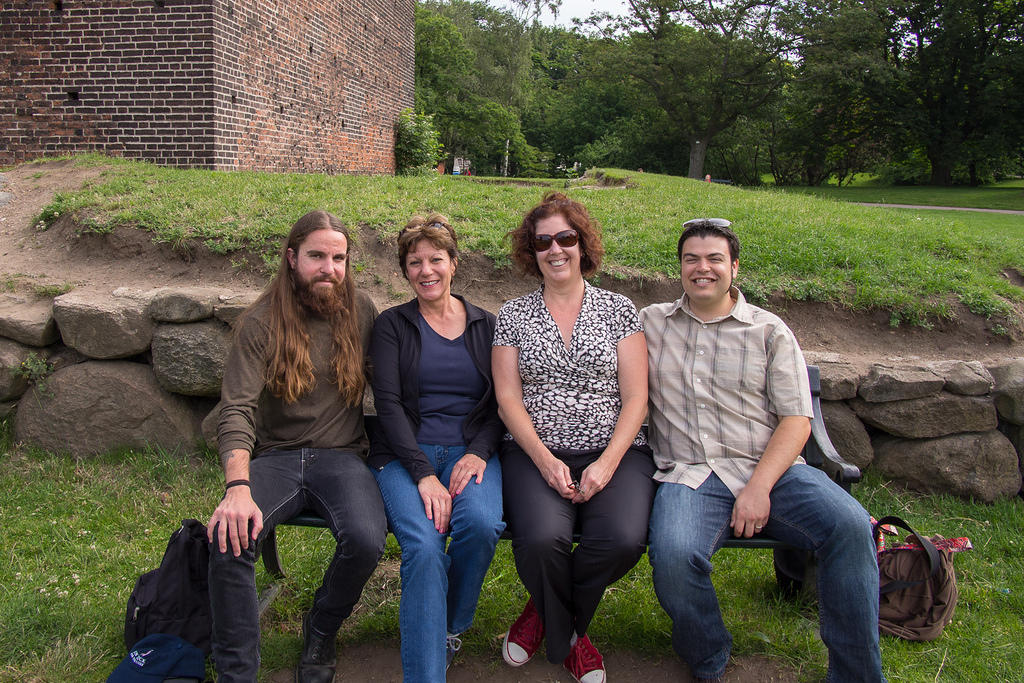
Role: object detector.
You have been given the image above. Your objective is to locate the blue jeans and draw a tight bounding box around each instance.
[373,444,505,683]
[208,448,387,683]
[648,465,884,682]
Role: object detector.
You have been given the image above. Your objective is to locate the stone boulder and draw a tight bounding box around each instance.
[997,422,1024,481]
[0,294,59,346]
[988,359,1024,425]
[819,400,874,469]
[214,291,261,327]
[0,338,34,401]
[804,352,863,400]
[927,360,994,396]
[201,401,222,448]
[857,364,944,403]
[150,287,227,323]
[850,392,997,439]
[13,361,202,457]
[873,430,1022,502]
[150,321,232,397]
[52,291,154,359]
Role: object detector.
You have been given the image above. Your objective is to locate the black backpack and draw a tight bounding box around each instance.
[124,519,212,654]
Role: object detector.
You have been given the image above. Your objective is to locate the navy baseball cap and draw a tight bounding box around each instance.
[107,633,205,682]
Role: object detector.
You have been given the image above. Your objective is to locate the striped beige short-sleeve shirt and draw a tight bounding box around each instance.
[640,288,812,495]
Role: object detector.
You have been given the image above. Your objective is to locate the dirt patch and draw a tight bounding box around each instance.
[265,645,799,682]
[1002,268,1024,289]
[2,159,1021,366]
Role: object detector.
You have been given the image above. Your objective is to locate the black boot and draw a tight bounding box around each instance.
[295,612,337,683]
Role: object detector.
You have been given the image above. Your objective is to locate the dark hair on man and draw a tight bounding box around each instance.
[676,218,741,263]
[246,210,364,406]
[508,191,604,278]
[397,213,458,279]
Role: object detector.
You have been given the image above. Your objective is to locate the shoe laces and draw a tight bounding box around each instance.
[567,635,603,675]
[510,599,543,644]
[446,634,462,654]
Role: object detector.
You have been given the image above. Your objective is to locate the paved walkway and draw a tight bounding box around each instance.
[855,202,1024,215]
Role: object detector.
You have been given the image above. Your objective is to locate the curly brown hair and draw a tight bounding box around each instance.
[508,191,604,279]
[396,213,459,279]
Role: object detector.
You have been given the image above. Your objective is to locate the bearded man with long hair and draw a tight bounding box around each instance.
[206,210,385,683]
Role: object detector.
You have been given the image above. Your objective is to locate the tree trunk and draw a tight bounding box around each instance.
[687,138,709,179]
[927,153,953,186]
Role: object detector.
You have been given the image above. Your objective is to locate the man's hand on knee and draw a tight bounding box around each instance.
[208,488,264,556]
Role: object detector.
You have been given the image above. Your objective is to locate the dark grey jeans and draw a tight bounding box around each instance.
[208,448,387,682]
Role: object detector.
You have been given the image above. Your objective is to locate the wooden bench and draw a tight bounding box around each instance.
[256,365,858,614]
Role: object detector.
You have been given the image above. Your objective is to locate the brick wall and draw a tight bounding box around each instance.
[210,0,413,173]
[0,0,217,167]
[0,0,414,173]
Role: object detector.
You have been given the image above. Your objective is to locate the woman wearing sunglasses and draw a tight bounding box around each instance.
[368,215,505,681]
[492,192,656,683]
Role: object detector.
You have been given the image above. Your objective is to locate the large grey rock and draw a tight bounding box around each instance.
[150,321,232,397]
[811,358,863,400]
[52,291,154,359]
[201,401,222,448]
[46,344,88,373]
[988,359,1024,425]
[13,361,202,457]
[0,294,59,347]
[997,421,1024,482]
[150,287,227,323]
[819,400,874,469]
[850,392,997,438]
[0,338,34,401]
[927,360,994,396]
[857,364,944,403]
[214,291,261,327]
[873,430,1022,502]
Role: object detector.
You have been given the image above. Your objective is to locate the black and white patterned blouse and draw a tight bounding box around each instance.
[493,281,646,450]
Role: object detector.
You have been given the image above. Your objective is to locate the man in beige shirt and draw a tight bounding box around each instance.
[206,210,384,683]
[640,219,883,683]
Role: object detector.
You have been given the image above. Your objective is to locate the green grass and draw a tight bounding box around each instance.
[2,418,1022,682]
[30,155,1024,328]
[778,179,1024,212]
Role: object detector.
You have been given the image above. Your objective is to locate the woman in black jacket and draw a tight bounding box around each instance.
[368,214,505,682]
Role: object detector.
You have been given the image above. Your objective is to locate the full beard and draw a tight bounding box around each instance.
[293,272,347,317]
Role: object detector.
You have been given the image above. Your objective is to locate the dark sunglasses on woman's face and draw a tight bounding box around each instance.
[532,229,579,252]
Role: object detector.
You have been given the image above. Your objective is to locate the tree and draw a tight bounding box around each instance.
[766,0,894,185]
[610,0,799,178]
[878,0,1024,184]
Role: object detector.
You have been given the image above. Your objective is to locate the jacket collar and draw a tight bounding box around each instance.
[396,293,485,325]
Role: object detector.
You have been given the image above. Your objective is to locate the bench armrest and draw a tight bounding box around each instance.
[804,365,861,489]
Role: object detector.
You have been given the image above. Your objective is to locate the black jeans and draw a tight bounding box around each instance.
[208,448,387,682]
[501,441,656,662]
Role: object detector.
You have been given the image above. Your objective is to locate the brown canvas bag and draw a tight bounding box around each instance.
[873,515,958,641]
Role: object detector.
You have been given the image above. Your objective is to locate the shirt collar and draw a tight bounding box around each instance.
[665,286,753,325]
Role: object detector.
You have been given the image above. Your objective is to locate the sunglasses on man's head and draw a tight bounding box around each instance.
[532,229,579,252]
[682,217,732,229]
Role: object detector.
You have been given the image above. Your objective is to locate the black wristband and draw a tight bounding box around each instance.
[225,479,250,490]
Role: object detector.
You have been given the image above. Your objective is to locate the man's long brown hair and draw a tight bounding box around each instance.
[252,210,365,406]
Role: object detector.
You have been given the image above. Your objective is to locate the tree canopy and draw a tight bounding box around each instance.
[411,0,1024,184]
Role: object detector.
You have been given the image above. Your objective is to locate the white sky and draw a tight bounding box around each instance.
[492,0,629,27]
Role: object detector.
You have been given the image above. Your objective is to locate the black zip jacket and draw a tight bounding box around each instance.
[366,295,504,481]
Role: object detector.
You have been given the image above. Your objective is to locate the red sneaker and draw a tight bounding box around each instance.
[502,598,544,667]
[563,634,605,683]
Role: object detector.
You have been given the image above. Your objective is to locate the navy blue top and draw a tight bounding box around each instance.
[416,314,487,445]
[367,295,502,483]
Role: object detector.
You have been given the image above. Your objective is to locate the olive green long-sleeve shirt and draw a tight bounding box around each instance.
[217,291,377,459]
